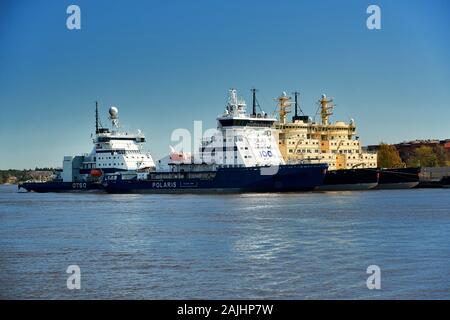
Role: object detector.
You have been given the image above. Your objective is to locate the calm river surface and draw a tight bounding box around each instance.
[0,185,449,299]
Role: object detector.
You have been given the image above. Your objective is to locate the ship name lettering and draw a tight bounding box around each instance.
[152,181,176,188]
[72,183,87,189]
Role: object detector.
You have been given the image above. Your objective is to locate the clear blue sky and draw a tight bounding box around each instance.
[0,0,449,169]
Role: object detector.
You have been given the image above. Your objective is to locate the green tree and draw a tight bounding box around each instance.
[377,143,405,168]
[407,145,441,167]
[433,145,449,167]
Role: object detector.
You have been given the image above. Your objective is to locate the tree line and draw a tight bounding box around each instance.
[0,168,54,184]
[377,143,450,168]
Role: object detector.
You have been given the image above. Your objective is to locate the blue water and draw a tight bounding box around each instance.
[0,185,449,299]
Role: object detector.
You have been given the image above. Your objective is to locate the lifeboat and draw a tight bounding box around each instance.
[90,169,103,177]
[169,146,192,163]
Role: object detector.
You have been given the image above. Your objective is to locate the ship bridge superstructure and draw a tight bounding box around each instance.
[81,104,155,174]
[275,92,377,170]
[163,89,285,170]
[55,103,155,183]
[198,89,285,168]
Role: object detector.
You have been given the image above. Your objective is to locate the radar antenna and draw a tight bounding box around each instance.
[109,106,120,129]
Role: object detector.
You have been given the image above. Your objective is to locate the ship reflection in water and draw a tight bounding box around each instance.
[1,185,449,299]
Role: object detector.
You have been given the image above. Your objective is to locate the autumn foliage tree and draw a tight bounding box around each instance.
[377,143,405,168]
[407,145,449,167]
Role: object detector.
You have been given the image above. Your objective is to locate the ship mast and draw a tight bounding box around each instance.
[251,88,258,117]
[277,92,292,124]
[95,101,99,134]
[292,91,302,122]
[294,91,299,118]
[319,94,334,125]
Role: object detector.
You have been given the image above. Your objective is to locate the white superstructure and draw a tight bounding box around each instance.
[157,89,285,171]
[87,106,155,172]
[200,89,285,167]
[59,105,155,182]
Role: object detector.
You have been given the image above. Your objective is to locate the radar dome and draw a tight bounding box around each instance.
[321,94,326,99]
[109,106,119,118]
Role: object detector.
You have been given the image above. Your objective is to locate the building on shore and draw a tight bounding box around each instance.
[394,140,450,163]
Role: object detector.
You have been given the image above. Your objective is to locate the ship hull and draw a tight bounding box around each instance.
[18,181,103,193]
[318,182,378,191]
[317,168,379,191]
[441,176,450,188]
[374,167,420,190]
[103,164,327,194]
[376,182,419,189]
